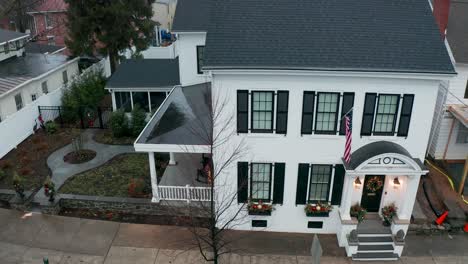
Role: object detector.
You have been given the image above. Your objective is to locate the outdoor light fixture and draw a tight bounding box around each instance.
[393,177,401,188]
[354,177,362,188]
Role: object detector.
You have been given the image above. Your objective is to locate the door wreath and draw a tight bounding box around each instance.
[366,176,383,192]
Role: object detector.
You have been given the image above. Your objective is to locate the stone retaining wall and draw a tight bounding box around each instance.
[40,194,209,218]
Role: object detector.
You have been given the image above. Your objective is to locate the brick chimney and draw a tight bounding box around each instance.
[433,0,451,39]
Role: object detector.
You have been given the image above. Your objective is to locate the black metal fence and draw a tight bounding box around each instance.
[38,106,112,129]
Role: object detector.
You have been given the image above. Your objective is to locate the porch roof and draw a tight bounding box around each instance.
[135,82,212,147]
[448,104,468,128]
[344,141,425,171]
[106,58,180,89]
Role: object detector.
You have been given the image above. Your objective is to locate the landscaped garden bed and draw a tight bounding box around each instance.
[0,128,75,191]
[63,149,97,164]
[93,129,135,145]
[59,153,168,197]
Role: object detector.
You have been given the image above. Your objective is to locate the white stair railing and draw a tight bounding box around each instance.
[158,185,213,203]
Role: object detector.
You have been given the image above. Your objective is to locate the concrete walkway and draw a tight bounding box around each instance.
[34,130,134,204]
[0,208,467,264]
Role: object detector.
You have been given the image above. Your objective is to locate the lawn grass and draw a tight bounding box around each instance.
[93,129,135,145]
[59,153,164,197]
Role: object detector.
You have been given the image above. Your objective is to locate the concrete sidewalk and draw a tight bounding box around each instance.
[0,208,467,264]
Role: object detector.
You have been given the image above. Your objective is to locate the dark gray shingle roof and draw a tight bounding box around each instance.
[106,58,180,88]
[0,28,28,44]
[137,82,212,145]
[172,0,212,32]
[447,0,468,63]
[203,0,455,74]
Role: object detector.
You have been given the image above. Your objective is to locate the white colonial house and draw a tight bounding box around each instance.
[0,28,79,158]
[132,0,456,261]
[428,0,468,195]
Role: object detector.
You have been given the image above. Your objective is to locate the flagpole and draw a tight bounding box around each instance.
[340,107,354,120]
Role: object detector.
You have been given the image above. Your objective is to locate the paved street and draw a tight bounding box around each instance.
[0,208,467,264]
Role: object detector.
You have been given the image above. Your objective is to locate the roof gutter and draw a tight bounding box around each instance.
[0,57,79,99]
[205,68,457,81]
[0,35,29,46]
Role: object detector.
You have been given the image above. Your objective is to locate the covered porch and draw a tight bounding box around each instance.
[337,141,428,258]
[134,82,213,203]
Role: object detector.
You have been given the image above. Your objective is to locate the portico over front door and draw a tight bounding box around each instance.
[361,175,385,212]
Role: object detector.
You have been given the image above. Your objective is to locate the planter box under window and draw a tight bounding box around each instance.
[248,210,272,216]
[306,211,330,217]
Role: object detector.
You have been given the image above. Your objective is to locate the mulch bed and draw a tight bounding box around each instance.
[0,128,75,191]
[63,149,97,164]
[93,129,135,145]
[60,208,210,227]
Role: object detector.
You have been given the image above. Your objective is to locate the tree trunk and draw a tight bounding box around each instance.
[109,51,119,73]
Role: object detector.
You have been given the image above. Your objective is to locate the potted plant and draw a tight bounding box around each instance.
[304,202,332,217]
[12,172,25,199]
[350,203,367,223]
[248,200,273,216]
[381,203,398,226]
[44,176,56,202]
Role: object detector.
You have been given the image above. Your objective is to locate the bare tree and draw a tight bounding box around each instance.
[159,84,251,264]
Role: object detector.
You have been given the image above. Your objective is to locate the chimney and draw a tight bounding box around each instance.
[433,0,451,39]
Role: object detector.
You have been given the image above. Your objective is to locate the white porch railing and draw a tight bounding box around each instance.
[158,185,212,203]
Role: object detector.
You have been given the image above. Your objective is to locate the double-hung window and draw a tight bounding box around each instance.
[373,94,399,135]
[196,46,205,74]
[315,93,340,134]
[251,91,274,132]
[361,93,414,137]
[308,165,332,202]
[250,163,272,201]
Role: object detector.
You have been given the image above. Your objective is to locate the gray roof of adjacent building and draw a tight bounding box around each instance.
[0,29,29,44]
[172,0,212,32]
[106,58,180,89]
[173,0,455,74]
[0,53,74,97]
[447,0,468,64]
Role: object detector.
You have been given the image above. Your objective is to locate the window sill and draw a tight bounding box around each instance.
[301,134,341,140]
[365,135,402,141]
[242,133,286,139]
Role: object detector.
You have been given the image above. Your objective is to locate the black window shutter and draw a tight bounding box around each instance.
[237,162,248,203]
[339,93,355,135]
[397,94,414,137]
[296,163,309,205]
[301,92,315,134]
[272,163,285,204]
[361,93,377,136]
[331,164,345,205]
[275,91,289,134]
[237,90,248,133]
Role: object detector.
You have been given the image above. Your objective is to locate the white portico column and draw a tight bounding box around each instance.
[111,91,117,111]
[169,152,176,165]
[398,175,420,220]
[149,152,160,203]
[340,174,356,220]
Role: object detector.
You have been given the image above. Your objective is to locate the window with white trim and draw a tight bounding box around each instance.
[374,94,399,134]
[45,14,52,28]
[315,92,340,134]
[250,163,272,201]
[196,46,205,74]
[308,165,332,202]
[251,91,274,132]
[31,93,37,101]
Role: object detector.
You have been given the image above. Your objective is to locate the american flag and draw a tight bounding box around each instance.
[343,109,353,164]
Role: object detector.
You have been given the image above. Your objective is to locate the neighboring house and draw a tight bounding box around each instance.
[0,29,28,61]
[0,30,78,122]
[27,0,68,47]
[124,0,454,261]
[152,0,177,31]
[25,42,66,54]
[428,0,468,193]
[105,58,179,113]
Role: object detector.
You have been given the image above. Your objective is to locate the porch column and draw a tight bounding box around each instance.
[169,152,176,165]
[398,175,420,220]
[111,91,117,111]
[340,174,356,220]
[149,152,160,203]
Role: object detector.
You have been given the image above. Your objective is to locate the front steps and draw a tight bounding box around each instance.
[352,231,399,261]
